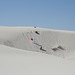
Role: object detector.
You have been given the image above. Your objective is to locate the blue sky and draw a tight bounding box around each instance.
[0,0,75,31]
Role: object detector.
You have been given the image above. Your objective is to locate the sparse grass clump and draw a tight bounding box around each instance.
[57,45,64,50]
[51,48,58,51]
[51,45,64,51]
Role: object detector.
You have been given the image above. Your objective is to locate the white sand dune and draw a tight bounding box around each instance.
[0,26,75,75]
[0,26,75,60]
[0,45,75,75]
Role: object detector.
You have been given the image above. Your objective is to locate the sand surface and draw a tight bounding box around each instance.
[0,27,75,60]
[0,26,75,75]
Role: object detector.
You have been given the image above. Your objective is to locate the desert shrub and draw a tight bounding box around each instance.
[57,45,64,50]
[51,48,58,51]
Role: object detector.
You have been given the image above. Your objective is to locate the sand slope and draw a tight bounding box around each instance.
[0,45,75,75]
[0,27,75,59]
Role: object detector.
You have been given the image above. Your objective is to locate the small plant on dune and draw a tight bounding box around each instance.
[51,48,58,51]
[57,45,64,50]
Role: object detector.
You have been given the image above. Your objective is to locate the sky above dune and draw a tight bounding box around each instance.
[0,0,75,31]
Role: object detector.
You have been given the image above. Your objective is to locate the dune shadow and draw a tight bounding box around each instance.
[40,49,46,52]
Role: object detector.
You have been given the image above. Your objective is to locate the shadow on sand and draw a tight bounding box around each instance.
[40,49,46,52]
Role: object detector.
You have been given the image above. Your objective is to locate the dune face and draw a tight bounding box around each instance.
[1,26,75,75]
[0,45,75,75]
[0,27,75,59]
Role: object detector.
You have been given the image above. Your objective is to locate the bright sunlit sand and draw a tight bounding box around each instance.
[0,26,75,75]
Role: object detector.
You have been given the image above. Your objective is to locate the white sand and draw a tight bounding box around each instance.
[0,26,75,60]
[0,26,75,75]
[0,45,75,75]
